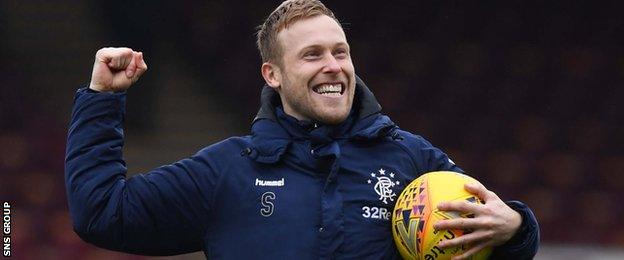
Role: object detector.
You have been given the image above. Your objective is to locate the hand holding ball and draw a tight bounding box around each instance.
[392,171,492,260]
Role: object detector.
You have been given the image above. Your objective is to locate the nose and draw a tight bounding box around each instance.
[322,55,342,74]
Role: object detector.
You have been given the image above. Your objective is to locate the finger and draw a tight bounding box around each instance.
[101,47,133,69]
[451,242,490,260]
[133,52,148,81]
[438,200,482,214]
[119,49,133,69]
[434,217,481,231]
[138,52,147,70]
[438,230,490,249]
[95,48,113,64]
[140,52,148,69]
[464,182,498,202]
[98,47,126,67]
[125,51,139,78]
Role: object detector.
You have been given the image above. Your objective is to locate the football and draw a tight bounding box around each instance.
[392,171,492,260]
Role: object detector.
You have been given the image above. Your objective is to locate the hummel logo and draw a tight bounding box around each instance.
[255,178,285,187]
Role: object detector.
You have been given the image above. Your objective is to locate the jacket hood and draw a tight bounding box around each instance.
[248,75,396,163]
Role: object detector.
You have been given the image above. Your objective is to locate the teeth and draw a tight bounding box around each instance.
[320,92,341,97]
[315,84,342,94]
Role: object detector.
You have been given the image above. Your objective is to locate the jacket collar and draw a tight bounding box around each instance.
[253,75,382,123]
[248,75,395,163]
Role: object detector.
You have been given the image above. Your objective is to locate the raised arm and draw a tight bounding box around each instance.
[65,48,216,255]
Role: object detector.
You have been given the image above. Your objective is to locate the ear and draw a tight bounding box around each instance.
[261,62,281,89]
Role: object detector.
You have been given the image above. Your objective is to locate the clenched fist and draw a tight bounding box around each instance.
[88,47,148,92]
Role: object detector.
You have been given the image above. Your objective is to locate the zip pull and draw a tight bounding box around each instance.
[391,132,404,141]
[240,147,252,156]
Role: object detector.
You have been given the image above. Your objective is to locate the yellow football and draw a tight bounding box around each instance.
[392,171,492,260]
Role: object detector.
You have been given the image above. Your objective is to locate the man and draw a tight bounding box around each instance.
[65,0,539,259]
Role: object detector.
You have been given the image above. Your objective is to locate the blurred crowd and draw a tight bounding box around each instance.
[1,0,623,258]
[0,81,143,259]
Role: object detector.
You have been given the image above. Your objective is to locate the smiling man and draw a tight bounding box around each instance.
[260,13,355,125]
[65,0,539,259]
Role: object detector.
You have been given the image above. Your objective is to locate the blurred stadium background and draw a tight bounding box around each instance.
[1,0,623,259]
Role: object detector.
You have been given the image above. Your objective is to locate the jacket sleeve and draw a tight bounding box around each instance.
[489,200,540,259]
[396,131,463,174]
[400,131,540,259]
[65,88,218,256]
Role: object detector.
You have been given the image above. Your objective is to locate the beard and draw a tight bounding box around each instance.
[278,73,353,125]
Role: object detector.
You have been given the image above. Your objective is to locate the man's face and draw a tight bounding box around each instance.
[272,15,355,125]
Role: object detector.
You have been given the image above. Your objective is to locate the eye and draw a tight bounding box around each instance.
[333,48,349,59]
[303,51,321,60]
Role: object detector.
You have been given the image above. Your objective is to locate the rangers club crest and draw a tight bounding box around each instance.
[367,168,400,204]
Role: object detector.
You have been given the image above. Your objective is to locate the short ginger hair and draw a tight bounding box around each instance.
[256,0,339,64]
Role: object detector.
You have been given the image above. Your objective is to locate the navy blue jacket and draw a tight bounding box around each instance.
[65,78,539,259]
